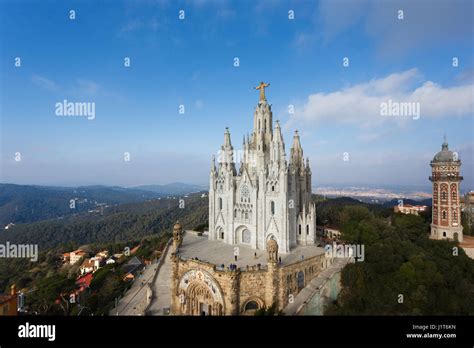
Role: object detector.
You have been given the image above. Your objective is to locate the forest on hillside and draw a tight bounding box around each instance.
[326,206,474,315]
[0,193,208,249]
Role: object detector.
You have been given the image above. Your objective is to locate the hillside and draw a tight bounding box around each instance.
[0,183,207,226]
[0,193,209,249]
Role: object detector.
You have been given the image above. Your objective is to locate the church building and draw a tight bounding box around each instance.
[168,83,332,316]
[208,82,316,253]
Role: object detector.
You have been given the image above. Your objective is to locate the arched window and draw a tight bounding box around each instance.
[297,271,304,291]
[272,185,275,192]
[451,185,457,202]
[244,301,259,311]
[298,225,301,235]
[217,227,224,240]
[258,120,261,133]
[264,119,267,132]
[306,225,309,235]
[453,211,458,222]
[218,198,222,210]
[270,201,275,215]
[234,209,237,218]
[442,210,447,220]
[443,232,447,237]
[441,184,448,202]
[245,212,248,219]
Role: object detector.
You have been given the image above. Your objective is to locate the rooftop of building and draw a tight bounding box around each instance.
[71,249,86,255]
[432,139,459,163]
[0,293,15,305]
[397,204,427,208]
[176,230,326,268]
[121,256,144,274]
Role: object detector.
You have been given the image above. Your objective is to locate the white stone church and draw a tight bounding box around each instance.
[208,82,316,253]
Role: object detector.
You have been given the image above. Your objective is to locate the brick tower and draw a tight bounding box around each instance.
[429,137,463,242]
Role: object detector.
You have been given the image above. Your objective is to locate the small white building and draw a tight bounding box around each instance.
[106,257,117,265]
[69,249,87,265]
[79,257,102,275]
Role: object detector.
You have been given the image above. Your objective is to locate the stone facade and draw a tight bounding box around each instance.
[170,227,327,315]
[429,139,463,242]
[208,84,316,253]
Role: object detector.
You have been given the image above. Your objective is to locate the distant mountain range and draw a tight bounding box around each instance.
[0,183,206,226]
[0,181,434,227]
[131,183,207,196]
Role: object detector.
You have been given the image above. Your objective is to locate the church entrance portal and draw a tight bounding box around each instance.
[242,229,251,244]
[178,270,225,316]
[200,303,210,316]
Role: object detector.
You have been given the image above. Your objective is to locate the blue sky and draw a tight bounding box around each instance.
[0,0,473,190]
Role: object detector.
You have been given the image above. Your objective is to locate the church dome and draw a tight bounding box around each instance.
[266,238,278,252]
[432,141,457,163]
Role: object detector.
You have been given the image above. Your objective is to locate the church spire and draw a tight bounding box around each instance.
[220,127,236,174]
[290,130,304,171]
[211,154,216,172]
[224,127,232,147]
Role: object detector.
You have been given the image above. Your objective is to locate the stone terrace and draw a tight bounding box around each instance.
[178,230,326,269]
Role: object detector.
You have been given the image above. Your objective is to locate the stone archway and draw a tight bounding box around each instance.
[185,282,223,316]
[241,297,265,315]
[216,226,224,240]
[178,269,225,316]
[234,225,251,244]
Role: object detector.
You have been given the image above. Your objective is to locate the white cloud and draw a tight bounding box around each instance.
[71,79,101,96]
[310,0,473,57]
[195,99,204,110]
[287,69,474,129]
[32,75,57,90]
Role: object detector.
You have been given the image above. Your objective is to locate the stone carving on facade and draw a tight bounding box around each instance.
[172,221,183,251]
[267,237,279,263]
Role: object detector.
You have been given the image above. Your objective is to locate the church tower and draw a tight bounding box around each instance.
[429,137,463,242]
[208,82,317,253]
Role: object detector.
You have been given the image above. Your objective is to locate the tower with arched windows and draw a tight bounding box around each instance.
[429,138,463,242]
[208,83,317,253]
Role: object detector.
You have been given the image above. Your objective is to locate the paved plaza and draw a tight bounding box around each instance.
[178,230,326,269]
